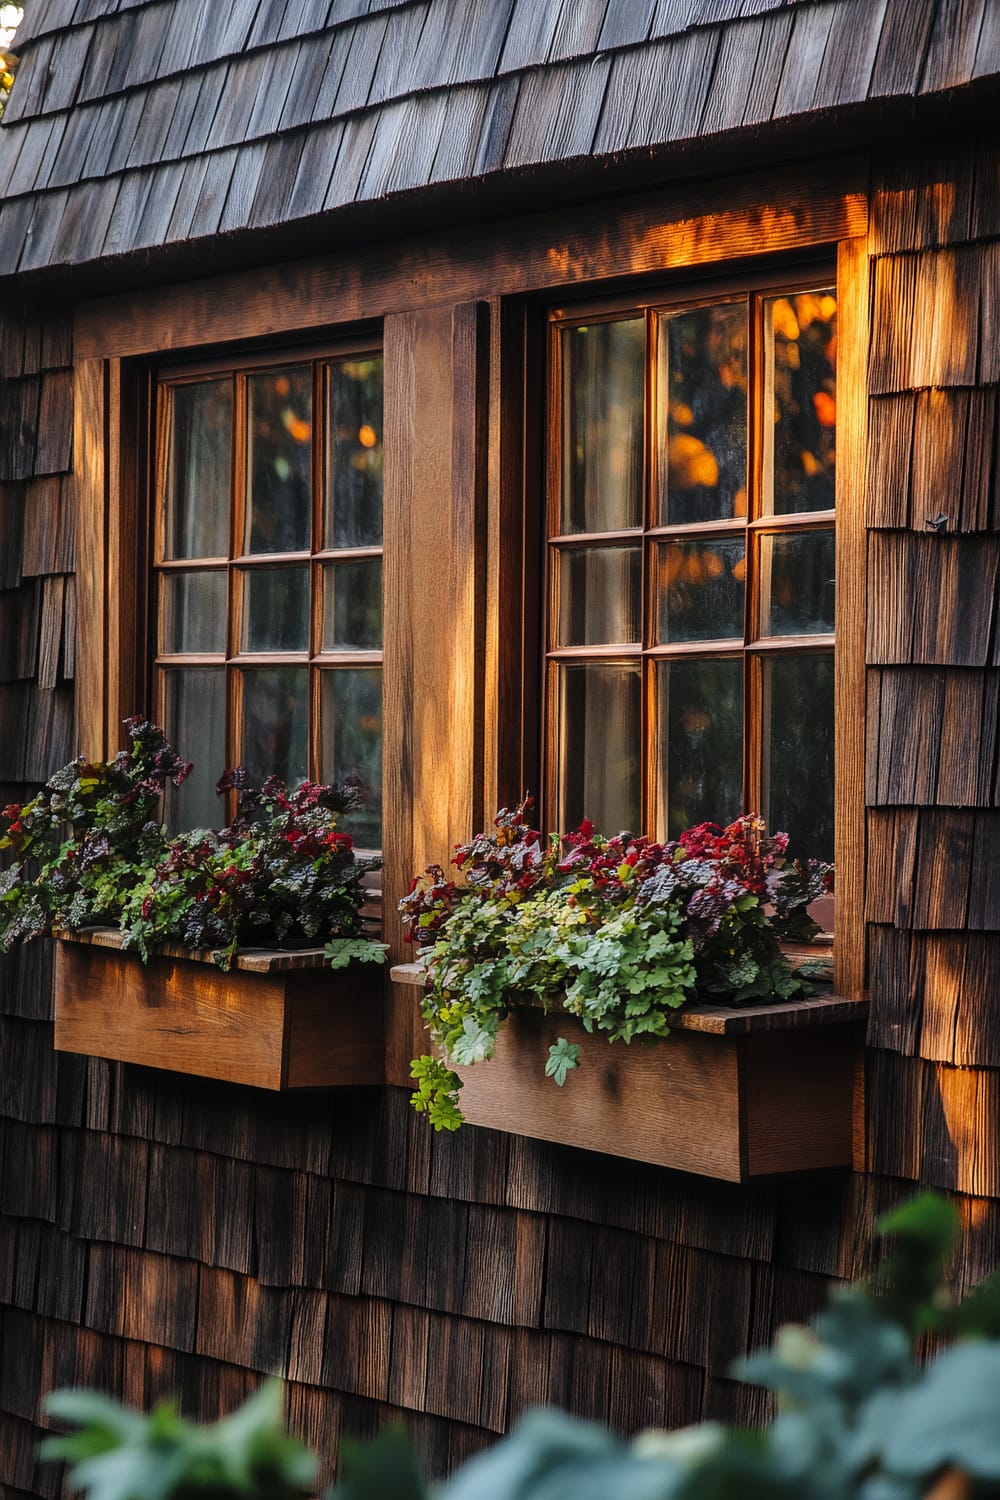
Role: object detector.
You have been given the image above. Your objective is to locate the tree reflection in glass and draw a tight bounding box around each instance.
[766,290,837,514]
[246,368,312,554]
[658,302,747,525]
[656,657,743,837]
[326,357,383,548]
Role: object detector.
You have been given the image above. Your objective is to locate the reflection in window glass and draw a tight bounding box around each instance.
[655,537,745,644]
[561,319,644,535]
[160,570,228,655]
[164,381,231,560]
[322,559,382,651]
[246,367,312,553]
[656,657,743,838]
[240,567,310,653]
[762,652,834,861]
[767,290,837,514]
[759,530,835,637]
[321,669,382,848]
[162,669,226,833]
[658,302,747,525]
[326,357,384,548]
[557,546,641,647]
[240,667,309,788]
[557,662,641,834]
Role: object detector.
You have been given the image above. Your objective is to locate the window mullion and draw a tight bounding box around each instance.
[744,292,765,818]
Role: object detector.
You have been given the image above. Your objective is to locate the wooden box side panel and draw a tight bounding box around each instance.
[54,942,287,1089]
[284,970,386,1089]
[743,1025,862,1176]
[453,1009,744,1180]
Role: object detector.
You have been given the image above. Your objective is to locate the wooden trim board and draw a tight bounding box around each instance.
[75,159,868,360]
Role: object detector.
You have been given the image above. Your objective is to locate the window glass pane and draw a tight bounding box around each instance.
[654,537,745,644]
[556,661,641,833]
[240,566,309,653]
[557,545,641,647]
[246,367,312,554]
[163,380,231,560]
[326,356,384,548]
[766,290,837,514]
[161,668,226,833]
[759,529,835,637]
[761,652,834,861]
[561,319,644,534]
[320,668,382,848]
[240,667,309,788]
[321,559,382,651]
[656,657,742,838]
[159,570,227,654]
[657,302,747,525]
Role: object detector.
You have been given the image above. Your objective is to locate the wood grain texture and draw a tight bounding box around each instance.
[72,356,106,758]
[53,940,384,1090]
[835,234,869,1001]
[396,985,860,1181]
[74,160,868,358]
[382,302,489,965]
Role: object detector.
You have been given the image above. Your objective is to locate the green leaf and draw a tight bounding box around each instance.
[545,1037,581,1087]
[878,1342,1000,1479]
[324,938,389,969]
[332,1425,429,1500]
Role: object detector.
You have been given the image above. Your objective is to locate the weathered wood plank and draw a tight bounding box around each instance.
[867,667,1000,806]
[866,533,1000,666]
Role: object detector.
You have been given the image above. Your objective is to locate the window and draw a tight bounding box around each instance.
[153,344,384,848]
[546,277,837,862]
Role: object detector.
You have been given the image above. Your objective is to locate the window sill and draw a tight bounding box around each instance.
[391,961,865,1181]
[54,927,384,1091]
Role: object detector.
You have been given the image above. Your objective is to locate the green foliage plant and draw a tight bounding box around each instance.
[400,798,832,1127]
[0,718,385,971]
[41,1380,315,1500]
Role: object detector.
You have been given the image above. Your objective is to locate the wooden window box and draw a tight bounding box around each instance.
[391,963,865,1181]
[55,929,384,1091]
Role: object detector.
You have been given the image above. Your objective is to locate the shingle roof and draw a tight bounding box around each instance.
[0,0,996,279]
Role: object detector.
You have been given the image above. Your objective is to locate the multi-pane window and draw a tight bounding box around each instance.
[154,345,384,848]
[547,281,837,862]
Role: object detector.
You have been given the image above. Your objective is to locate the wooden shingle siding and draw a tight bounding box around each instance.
[1,0,997,280]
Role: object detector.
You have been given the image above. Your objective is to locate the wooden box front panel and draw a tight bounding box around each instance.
[446,1006,862,1182]
[452,1007,745,1180]
[54,941,384,1091]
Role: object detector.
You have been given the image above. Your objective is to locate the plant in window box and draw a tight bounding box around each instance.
[395,800,854,1180]
[0,719,387,1090]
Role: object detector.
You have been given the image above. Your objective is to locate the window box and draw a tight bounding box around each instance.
[55,928,384,1091]
[391,963,863,1181]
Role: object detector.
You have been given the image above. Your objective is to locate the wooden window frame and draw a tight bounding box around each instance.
[541,264,837,856]
[149,337,383,839]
